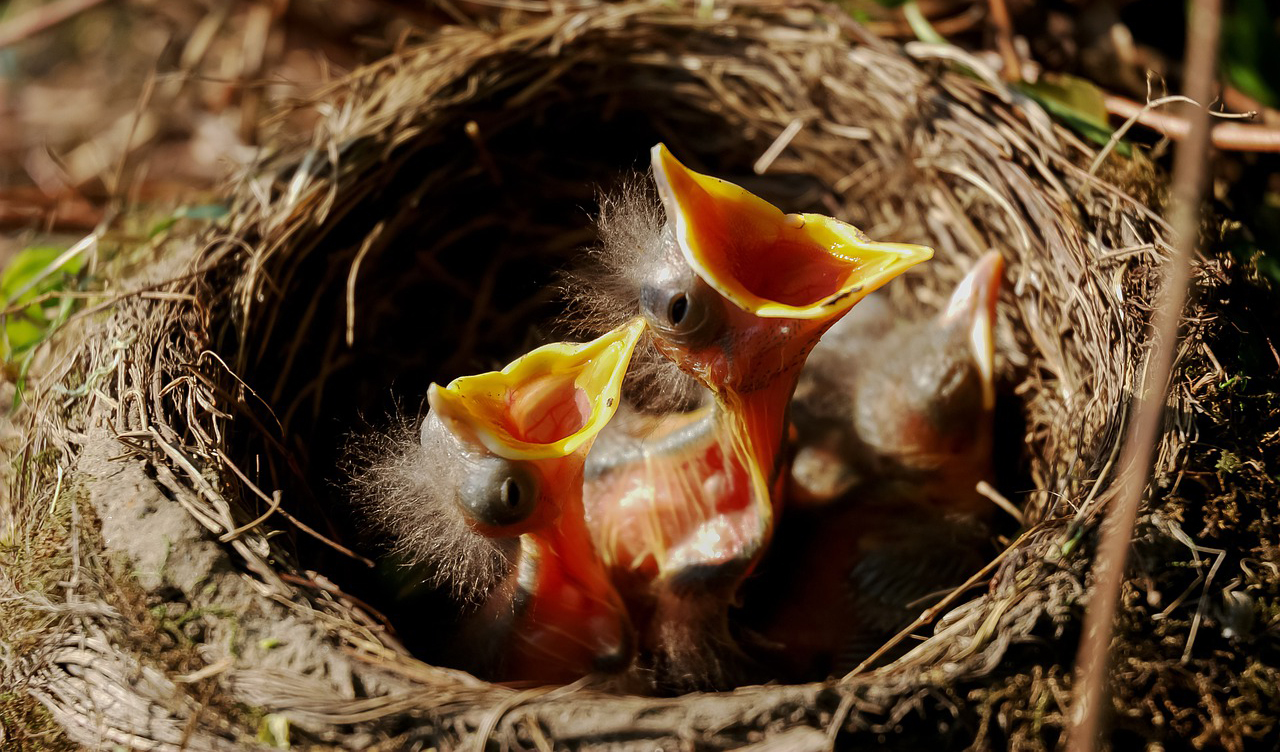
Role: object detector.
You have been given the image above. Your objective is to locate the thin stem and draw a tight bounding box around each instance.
[1064,0,1222,749]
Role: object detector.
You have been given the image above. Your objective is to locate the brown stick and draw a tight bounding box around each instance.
[0,0,109,48]
[1064,0,1221,750]
[986,0,1021,81]
[1105,94,1280,152]
[861,7,985,39]
[0,191,103,232]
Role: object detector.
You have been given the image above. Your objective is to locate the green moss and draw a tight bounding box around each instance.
[0,491,84,751]
[0,691,76,752]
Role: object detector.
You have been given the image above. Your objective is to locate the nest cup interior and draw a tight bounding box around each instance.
[216,131,1028,680]
[205,32,1045,683]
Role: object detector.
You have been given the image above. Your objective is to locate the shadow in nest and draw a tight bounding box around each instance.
[211,90,1040,684]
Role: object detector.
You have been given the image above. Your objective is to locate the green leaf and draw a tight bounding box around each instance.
[901,1,945,45]
[0,246,83,301]
[1221,0,1280,107]
[1,245,87,363]
[174,204,229,221]
[1018,73,1131,156]
[148,203,230,237]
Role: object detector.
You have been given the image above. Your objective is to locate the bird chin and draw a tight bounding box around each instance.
[505,533,635,682]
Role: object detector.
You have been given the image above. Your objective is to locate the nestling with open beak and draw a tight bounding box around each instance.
[351,319,645,683]
[572,145,933,689]
[743,251,1006,680]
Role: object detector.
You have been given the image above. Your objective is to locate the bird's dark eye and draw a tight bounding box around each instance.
[668,293,689,327]
[500,476,523,509]
[458,460,538,530]
[641,281,721,347]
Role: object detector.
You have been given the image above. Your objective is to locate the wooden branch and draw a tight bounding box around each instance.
[1105,94,1280,152]
[986,0,1021,81]
[1065,0,1222,750]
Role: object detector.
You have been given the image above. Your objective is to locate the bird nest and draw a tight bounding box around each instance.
[6,1,1278,749]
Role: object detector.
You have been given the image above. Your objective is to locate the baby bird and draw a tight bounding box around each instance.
[576,145,932,689]
[353,319,645,683]
[744,251,1005,680]
[789,250,1005,514]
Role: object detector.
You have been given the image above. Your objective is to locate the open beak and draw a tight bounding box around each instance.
[941,251,1003,410]
[648,144,932,543]
[586,403,772,583]
[428,317,646,461]
[427,319,646,679]
[651,143,933,321]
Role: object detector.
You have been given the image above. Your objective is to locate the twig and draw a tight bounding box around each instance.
[843,526,1038,679]
[976,480,1023,525]
[986,0,1021,81]
[524,713,554,752]
[217,451,376,567]
[1065,1,1222,749]
[1089,95,1201,176]
[0,192,103,231]
[2,289,195,316]
[108,68,158,199]
[469,682,578,752]
[217,488,282,543]
[345,220,386,346]
[824,691,856,749]
[862,6,985,40]
[1104,94,1280,153]
[754,118,805,174]
[465,121,504,186]
[0,0,109,49]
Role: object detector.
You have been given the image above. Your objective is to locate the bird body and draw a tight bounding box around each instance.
[745,251,1006,680]
[744,494,989,680]
[584,401,778,687]
[788,250,1004,516]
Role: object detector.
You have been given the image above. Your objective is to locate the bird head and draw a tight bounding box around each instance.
[644,143,932,384]
[419,318,646,680]
[851,251,1004,485]
[641,144,932,465]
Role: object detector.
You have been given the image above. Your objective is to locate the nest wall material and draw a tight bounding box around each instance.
[5,1,1271,749]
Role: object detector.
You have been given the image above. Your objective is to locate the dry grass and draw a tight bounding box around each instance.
[2,0,1276,749]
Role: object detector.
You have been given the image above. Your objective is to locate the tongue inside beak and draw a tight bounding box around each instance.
[650,143,933,320]
[941,251,1004,410]
[428,318,646,460]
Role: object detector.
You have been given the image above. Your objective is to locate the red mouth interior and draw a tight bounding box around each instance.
[674,180,860,308]
[502,375,591,445]
[727,236,861,307]
[587,417,764,579]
